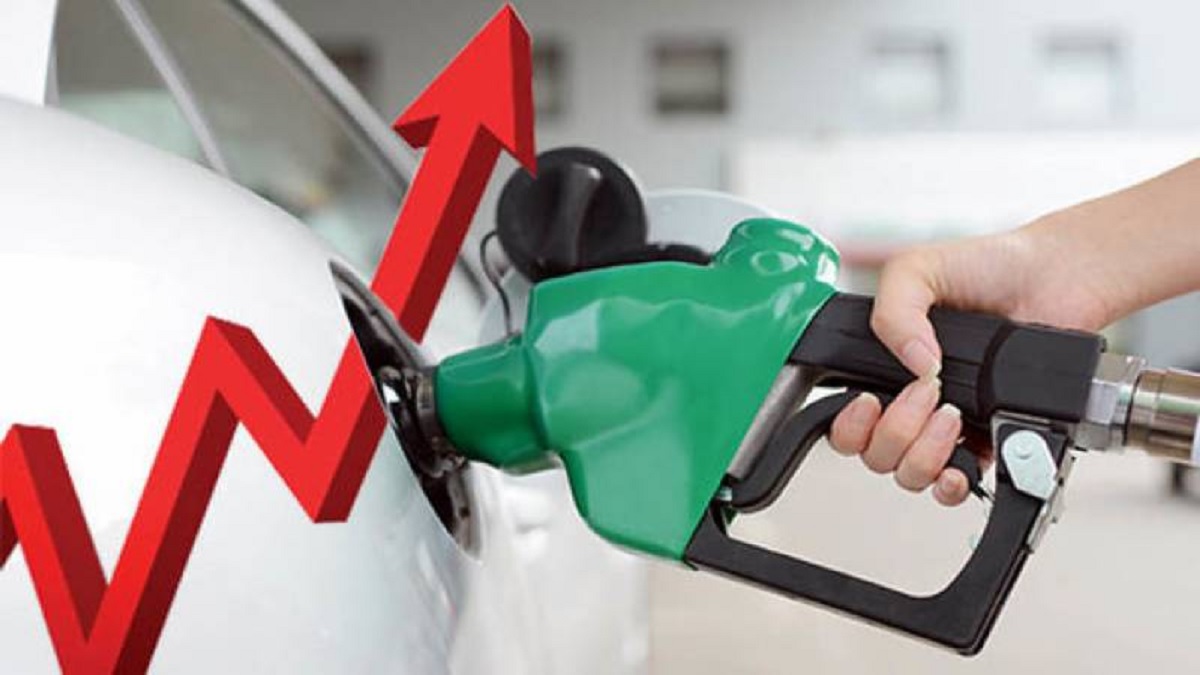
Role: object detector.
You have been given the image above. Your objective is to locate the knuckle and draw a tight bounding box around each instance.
[878,252,912,278]
[828,428,858,456]
[893,469,925,492]
[869,307,900,339]
[879,250,927,285]
[860,451,894,475]
[871,423,914,457]
[907,450,945,485]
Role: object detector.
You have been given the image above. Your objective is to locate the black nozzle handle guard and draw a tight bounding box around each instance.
[683,292,1103,655]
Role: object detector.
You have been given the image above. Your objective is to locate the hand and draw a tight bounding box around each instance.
[828,220,1119,505]
[827,159,1200,505]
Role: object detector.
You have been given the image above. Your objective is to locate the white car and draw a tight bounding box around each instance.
[0,1,646,673]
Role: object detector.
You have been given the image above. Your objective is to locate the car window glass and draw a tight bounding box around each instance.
[53,0,482,358]
[137,0,400,274]
[52,0,206,164]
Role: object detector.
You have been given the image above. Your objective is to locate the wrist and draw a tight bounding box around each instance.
[1010,210,1129,329]
[1034,161,1200,322]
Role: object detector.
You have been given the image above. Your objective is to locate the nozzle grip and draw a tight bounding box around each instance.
[693,389,1071,655]
[791,293,1104,426]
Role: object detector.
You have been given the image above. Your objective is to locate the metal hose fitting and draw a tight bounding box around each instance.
[1126,367,1200,464]
[1077,353,1146,451]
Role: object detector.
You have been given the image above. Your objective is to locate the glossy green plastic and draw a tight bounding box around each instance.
[436,218,840,560]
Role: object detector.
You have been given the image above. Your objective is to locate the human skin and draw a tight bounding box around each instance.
[828,158,1200,505]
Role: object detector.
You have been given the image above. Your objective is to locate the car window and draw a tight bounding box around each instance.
[136,0,400,274]
[52,0,207,165]
[51,0,482,357]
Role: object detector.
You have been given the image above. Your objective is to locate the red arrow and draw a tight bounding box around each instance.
[0,5,535,673]
[374,3,535,327]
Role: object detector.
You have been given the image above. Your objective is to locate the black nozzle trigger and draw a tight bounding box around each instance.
[687,387,1065,655]
[946,442,989,501]
[728,390,986,513]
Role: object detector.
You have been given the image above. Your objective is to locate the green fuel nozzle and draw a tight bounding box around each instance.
[435,218,839,559]
[341,203,1187,656]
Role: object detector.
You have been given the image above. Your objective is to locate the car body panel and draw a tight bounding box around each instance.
[0,0,55,105]
[0,96,550,673]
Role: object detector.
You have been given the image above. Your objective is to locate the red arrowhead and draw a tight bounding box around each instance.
[394,4,536,173]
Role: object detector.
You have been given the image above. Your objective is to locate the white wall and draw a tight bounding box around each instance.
[279,0,1200,192]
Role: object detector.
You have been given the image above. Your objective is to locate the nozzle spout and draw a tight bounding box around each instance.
[435,337,551,470]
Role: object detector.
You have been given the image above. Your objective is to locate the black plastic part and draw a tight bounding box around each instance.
[332,263,475,550]
[496,146,648,281]
[947,446,986,499]
[730,392,982,512]
[689,422,1070,655]
[690,293,1102,653]
[790,293,1105,426]
[589,241,712,268]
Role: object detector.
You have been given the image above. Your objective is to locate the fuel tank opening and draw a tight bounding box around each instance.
[331,261,475,550]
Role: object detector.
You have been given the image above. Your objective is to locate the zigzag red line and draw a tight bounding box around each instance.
[0,314,400,673]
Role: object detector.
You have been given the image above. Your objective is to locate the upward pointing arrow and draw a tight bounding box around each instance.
[373,3,536,333]
[395,4,535,166]
[0,5,536,674]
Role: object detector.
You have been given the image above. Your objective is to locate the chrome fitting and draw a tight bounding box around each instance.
[1126,367,1200,464]
[1075,353,1146,451]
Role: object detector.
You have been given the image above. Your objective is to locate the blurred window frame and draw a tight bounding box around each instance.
[864,32,953,127]
[109,0,231,173]
[532,38,568,121]
[651,37,731,117]
[1038,32,1127,126]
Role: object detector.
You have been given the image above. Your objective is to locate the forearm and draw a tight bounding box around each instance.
[1026,158,1200,322]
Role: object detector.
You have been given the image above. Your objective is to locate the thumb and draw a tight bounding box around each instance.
[871,252,943,378]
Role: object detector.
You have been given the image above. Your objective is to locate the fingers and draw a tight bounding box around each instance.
[872,252,943,378]
[830,393,882,455]
[933,469,970,506]
[829,384,974,507]
[894,403,963,492]
[861,377,940,474]
[836,246,981,506]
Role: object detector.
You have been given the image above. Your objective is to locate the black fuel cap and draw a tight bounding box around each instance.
[497,146,647,281]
